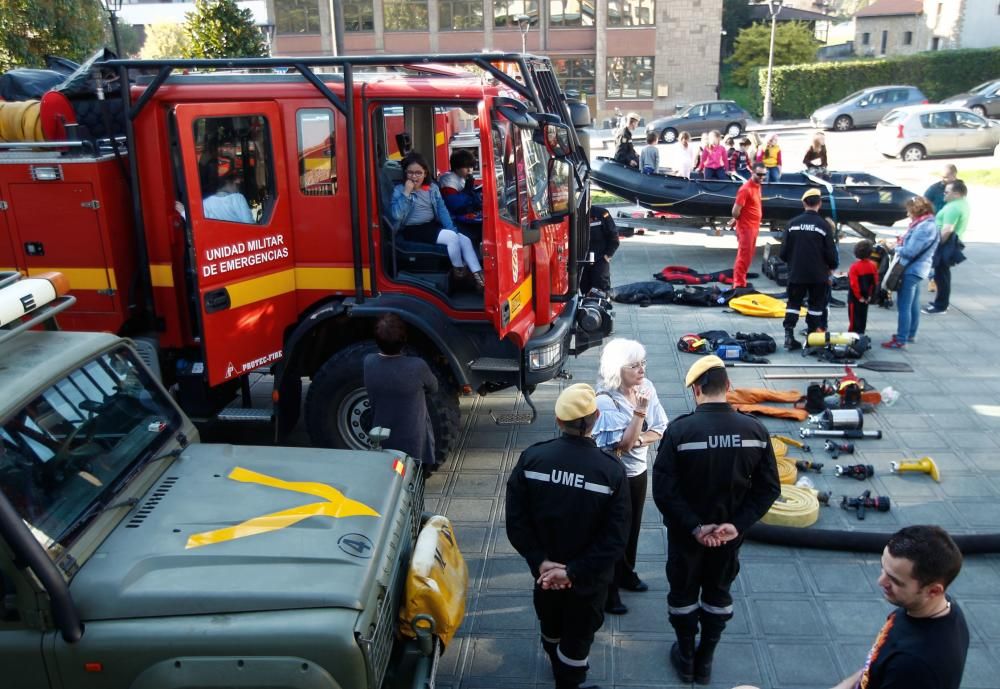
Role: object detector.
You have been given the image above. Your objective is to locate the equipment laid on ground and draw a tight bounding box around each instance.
[729,360,913,373]
[795,459,824,473]
[809,408,863,430]
[762,254,789,286]
[773,434,810,452]
[761,485,821,527]
[777,457,798,485]
[841,490,891,520]
[891,457,941,482]
[800,428,882,439]
[835,463,875,480]
[824,440,855,458]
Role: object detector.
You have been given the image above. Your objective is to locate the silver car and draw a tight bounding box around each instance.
[875,104,1000,161]
[811,85,927,131]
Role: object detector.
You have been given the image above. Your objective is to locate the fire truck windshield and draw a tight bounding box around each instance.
[0,347,181,559]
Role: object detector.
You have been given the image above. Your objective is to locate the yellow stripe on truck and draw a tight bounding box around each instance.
[149,263,174,287]
[294,266,371,291]
[27,267,116,291]
[225,269,296,309]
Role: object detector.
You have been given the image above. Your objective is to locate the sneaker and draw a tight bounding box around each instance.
[907,337,917,344]
[922,305,947,314]
[881,336,906,350]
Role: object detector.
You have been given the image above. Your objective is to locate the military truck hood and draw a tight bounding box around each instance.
[70,444,414,620]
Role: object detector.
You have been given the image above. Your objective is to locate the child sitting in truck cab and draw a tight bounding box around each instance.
[391,152,484,290]
[438,148,483,246]
[199,154,255,224]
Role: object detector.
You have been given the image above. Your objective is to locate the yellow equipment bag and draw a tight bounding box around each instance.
[399,514,468,648]
[729,293,804,319]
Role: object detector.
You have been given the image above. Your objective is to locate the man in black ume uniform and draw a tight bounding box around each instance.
[506,383,630,689]
[652,356,780,685]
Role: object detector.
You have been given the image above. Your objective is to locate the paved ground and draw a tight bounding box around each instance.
[424,232,1000,689]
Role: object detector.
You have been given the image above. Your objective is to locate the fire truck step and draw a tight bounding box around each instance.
[489,411,537,426]
[470,357,521,372]
[217,406,274,422]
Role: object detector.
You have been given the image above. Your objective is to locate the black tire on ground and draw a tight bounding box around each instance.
[901,144,926,162]
[304,341,461,464]
[660,127,678,144]
[972,105,987,118]
[833,115,853,132]
[725,122,743,138]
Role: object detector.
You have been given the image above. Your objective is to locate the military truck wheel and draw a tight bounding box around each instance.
[305,341,461,464]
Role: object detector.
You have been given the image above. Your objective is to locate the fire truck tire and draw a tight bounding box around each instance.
[304,341,461,464]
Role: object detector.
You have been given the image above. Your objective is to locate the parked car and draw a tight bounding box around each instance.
[875,104,1000,161]
[645,100,750,143]
[811,85,927,131]
[941,78,1000,119]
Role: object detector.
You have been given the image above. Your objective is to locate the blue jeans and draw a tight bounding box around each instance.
[895,273,922,342]
[766,166,781,183]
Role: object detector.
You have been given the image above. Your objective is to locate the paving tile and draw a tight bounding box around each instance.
[445,498,496,523]
[961,645,1000,689]
[741,561,808,594]
[453,525,489,554]
[458,449,507,472]
[636,525,666,558]
[470,593,536,633]
[953,500,1000,528]
[820,598,894,638]
[452,473,502,497]
[466,636,537,679]
[892,499,964,528]
[482,556,534,591]
[803,560,878,594]
[765,640,841,688]
[749,597,824,637]
[947,562,1000,597]
[962,600,1000,640]
[947,431,1000,450]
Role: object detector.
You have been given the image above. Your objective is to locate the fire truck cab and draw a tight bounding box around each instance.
[0,54,612,460]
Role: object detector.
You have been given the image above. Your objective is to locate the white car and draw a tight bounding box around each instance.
[875,104,1000,161]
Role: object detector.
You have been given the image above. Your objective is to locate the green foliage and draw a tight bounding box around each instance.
[0,0,105,71]
[183,0,267,59]
[721,0,753,55]
[727,21,820,88]
[140,22,191,60]
[748,48,1000,119]
[107,22,143,58]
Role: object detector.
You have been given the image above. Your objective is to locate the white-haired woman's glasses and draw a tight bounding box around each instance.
[626,360,647,370]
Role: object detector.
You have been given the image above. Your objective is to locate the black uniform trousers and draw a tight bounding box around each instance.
[580,258,611,295]
[931,261,953,310]
[534,587,607,689]
[666,535,740,641]
[615,470,647,585]
[783,282,828,333]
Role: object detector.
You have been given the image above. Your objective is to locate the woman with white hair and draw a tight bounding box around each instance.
[592,338,668,614]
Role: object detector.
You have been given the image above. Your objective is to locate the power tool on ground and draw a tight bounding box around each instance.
[824,440,855,459]
[795,459,824,473]
[835,463,874,480]
[841,490,890,520]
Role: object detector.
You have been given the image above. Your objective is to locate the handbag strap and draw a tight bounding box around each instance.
[898,234,936,266]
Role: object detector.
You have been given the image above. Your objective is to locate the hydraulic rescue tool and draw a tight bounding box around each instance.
[824,440,855,459]
[795,459,824,473]
[800,428,882,439]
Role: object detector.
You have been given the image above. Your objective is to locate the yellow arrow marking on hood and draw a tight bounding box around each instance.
[185,466,381,549]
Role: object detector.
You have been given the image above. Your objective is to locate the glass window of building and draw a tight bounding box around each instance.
[344,0,375,31]
[440,0,484,30]
[552,56,596,96]
[384,0,429,31]
[607,0,654,26]
[550,0,595,27]
[494,1,539,28]
[605,56,654,99]
[275,0,321,34]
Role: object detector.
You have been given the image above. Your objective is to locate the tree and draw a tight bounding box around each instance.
[140,22,191,60]
[0,0,105,71]
[183,0,267,59]
[107,22,143,58]
[722,0,753,56]
[727,21,820,87]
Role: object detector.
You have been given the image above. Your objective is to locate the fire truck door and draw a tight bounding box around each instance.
[175,103,296,386]
[0,191,16,271]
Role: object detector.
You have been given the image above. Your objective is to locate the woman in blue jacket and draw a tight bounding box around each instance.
[391,152,484,289]
[882,196,939,350]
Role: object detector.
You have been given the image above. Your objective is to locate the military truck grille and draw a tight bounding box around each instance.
[359,478,415,689]
[126,476,179,528]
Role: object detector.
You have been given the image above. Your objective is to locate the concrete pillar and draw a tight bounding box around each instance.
[319,0,334,54]
[595,0,608,120]
[428,0,440,52]
[482,0,493,49]
[373,0,386,52]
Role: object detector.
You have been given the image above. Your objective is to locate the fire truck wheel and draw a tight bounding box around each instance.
[304,341,461,464]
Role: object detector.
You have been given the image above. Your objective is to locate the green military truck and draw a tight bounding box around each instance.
[0,271,466,689]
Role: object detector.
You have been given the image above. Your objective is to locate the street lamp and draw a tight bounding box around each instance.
[717,29,727,99]
[754,0,784,124]
[258,22,276,56]
[516,14,531,55]
[101,0,124,56]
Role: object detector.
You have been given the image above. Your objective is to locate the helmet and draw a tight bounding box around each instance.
[677,334,708,354]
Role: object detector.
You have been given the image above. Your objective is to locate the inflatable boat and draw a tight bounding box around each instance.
[591,157,915,226]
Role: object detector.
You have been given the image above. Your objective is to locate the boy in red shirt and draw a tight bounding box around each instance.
[728,163,765,287]
[848,240,878,334]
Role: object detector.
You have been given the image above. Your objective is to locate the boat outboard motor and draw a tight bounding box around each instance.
[574,288,614,351]
[565,93,591,159]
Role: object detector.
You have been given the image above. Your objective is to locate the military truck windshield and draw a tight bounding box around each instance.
[0,347,180,555]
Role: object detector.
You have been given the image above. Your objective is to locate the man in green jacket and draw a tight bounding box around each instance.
[924,180,970,315]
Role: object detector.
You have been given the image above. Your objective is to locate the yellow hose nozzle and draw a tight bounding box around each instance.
[890,457,940,482]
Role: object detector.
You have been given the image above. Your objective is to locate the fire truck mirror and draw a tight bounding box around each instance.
[547,158,572,218]
[537,121,573,158]
[493,97,537,130]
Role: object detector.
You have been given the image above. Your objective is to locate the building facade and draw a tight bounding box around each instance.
[854,0,1000,57]
[270,0,724,123]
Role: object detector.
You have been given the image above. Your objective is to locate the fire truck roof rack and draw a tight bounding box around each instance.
[104,52,585,325]
[0,271,77,348]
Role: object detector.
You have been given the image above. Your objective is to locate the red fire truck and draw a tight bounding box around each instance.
[0,54,612,461]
